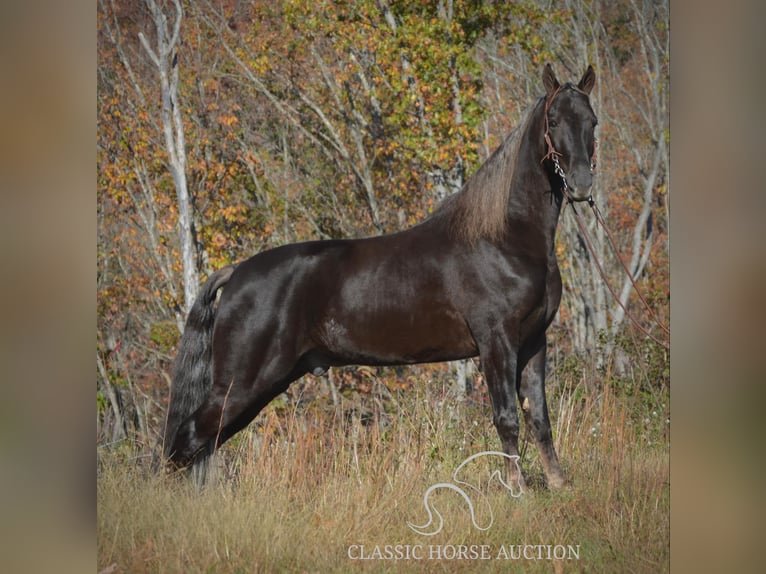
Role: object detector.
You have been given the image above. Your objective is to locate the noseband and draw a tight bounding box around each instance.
[541,85,598,203]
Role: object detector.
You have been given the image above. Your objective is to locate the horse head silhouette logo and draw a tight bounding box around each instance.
[407,451,523,536]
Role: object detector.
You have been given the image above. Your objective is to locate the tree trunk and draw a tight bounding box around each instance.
[139,0,199,320]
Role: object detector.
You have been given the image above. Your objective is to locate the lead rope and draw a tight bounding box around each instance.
[588,199,670,338]
[563,194,670,350]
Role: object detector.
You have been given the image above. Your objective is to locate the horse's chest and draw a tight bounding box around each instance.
[520,263,562,338]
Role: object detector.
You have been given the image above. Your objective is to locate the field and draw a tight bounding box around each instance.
[97,356,669,573]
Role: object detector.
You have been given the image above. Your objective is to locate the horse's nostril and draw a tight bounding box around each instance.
[566,169,594,201]
[575,168,593,188]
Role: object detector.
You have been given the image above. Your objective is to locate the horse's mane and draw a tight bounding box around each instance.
[431,99,541,244]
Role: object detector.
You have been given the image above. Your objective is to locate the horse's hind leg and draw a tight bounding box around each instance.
[518,337,567,489]
[480,331,527,490]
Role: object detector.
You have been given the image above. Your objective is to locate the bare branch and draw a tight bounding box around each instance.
[137,31,160,68]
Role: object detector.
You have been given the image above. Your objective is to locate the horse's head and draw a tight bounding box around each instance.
[542,64,598,202]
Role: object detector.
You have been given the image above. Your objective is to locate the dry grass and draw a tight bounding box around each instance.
[98,370,669,573]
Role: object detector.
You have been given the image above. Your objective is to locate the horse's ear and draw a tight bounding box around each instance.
[542,63,560,98]
[578,65,596,95]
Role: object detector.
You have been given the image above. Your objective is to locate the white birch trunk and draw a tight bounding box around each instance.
[140,0,199,319]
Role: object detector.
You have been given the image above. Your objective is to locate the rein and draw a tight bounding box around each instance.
[564,195,670,350]
[543,88,670,350]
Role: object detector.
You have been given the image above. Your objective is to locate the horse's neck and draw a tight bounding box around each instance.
[504,110,563,257]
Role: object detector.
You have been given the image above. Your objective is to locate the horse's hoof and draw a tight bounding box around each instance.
[547,475,569,490]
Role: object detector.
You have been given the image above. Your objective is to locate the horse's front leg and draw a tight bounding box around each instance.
[518,335,567,489]
[479,328,527,491]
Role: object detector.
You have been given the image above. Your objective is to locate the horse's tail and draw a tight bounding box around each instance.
[162,265,236,464]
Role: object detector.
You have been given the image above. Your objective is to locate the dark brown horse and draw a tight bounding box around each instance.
[164,65,598,490]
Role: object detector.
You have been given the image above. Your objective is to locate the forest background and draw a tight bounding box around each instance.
[97,0,668,444]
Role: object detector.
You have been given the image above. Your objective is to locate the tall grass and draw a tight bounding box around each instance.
[98,363,669,573]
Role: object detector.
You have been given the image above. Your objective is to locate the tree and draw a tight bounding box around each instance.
[139,0,199,316]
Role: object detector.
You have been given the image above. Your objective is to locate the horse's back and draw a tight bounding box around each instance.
[214,228,479,365]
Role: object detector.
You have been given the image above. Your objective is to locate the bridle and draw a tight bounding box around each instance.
[542,84,670,349]
[542,85,599,203]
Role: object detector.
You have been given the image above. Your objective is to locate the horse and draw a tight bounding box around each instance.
[163,64,598,490]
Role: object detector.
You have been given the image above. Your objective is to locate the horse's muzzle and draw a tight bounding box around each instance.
[566,167,593,201]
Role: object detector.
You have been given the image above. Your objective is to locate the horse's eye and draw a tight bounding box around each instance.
[549,119,558,128]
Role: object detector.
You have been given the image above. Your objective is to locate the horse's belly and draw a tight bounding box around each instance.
[318,307,478,366]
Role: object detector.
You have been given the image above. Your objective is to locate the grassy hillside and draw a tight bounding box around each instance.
[98,366,669,573]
